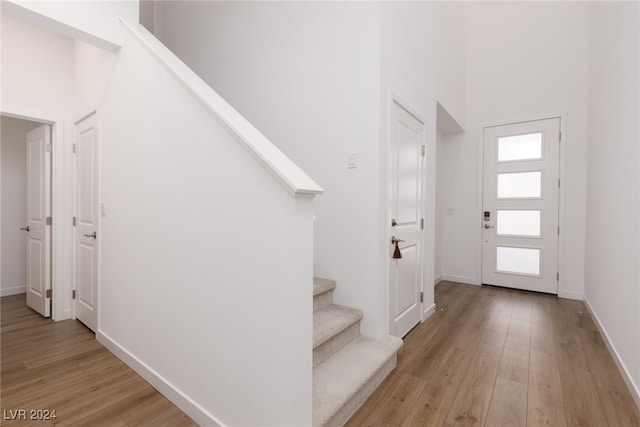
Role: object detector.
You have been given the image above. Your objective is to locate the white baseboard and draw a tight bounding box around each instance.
[422,303,436,322]
[441,275,480,286]
[583,297,640,411]
[558,290,583,300]
[97,330,224,427]
[434,275,443,285]
[1,286,26,297]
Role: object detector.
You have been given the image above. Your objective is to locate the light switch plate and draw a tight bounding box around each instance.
[347,152,358,169]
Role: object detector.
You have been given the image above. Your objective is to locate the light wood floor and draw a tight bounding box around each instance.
[346,281,640,427]
[0,294,197,426]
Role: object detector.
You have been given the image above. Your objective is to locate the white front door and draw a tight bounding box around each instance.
[482,118,560,294]
[25,125,51,317]
[74,113,99,331]
[389,100,425,338]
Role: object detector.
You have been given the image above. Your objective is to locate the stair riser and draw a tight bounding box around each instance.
[313,322,360,368]
[313,290,334,312]
[323,355,397,427]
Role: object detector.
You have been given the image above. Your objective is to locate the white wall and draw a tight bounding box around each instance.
[0,116,40,296]
[97,26,314,426]
[584,0,640,403]
[152,1,387,336]
[2,0,138,51]
[153,1,468,337]
[0,12,74,115]
[440,2,589,298]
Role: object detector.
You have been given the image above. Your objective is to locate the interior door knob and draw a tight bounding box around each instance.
[484,224,494,229]
[20,226,30,232]
[83,231,97,239]
[391,236,404,259]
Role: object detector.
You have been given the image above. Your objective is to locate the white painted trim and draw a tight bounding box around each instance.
[434,275,443,285]
[583,297,640,411]
[0,286,26,297]
[1,0,121,52]
[97,331,225,427]
[441,274,480,286]
[477,113,567,296]
[389,91,426,125]
[422,303,436,322]
[118,19,322,199]
[0,106,68,321]
[558,290,583,301]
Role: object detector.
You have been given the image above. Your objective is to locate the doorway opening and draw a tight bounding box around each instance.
[1,115,53,316]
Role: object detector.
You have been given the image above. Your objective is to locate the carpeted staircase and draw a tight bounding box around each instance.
[312,277,402,427]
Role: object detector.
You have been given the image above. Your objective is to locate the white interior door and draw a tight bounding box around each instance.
[482,118,560,294]
[389,100,425,338]
[74,113,99,331]
[25,125,51,317]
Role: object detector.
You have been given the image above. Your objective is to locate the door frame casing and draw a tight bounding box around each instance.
[476,112,569,298]
[1,105,69,320]
[386,91,431,337]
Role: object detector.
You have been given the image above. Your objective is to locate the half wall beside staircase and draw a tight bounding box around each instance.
[96,20,321,426]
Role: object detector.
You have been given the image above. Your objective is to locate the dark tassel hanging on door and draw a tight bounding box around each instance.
[393,242,402,259]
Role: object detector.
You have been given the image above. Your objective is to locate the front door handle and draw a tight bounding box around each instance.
[20,226,30,232]
[83,231,97,239]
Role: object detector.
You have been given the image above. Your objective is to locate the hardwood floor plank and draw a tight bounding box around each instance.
[552,305,610,426]
[485,376,527,427]
[444,343,502,426]
[346,371,402,425]
[402,346,473,427]
[346,282,640,427]
[1,294,197,426]
[527,349,567,427]
[353,373,427,426]
[575,313,640,425]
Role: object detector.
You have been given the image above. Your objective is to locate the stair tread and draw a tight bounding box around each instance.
[313,304,363,349]
[312,335,403,427]
[313,277,336,297]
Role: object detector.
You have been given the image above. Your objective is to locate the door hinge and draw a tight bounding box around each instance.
[72,290,76,299]
[46,289,52,298]
[420,292,424,303]
[46,216,52,226]
[73,217,77,226]
[559,131,562,141]
[72,143,77,154]
[46,143,52,153]
[558,226,560,235]
[421,145,426,157]
[558,179,561,188]
[420,218,424,230]
[557,272,560,281]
